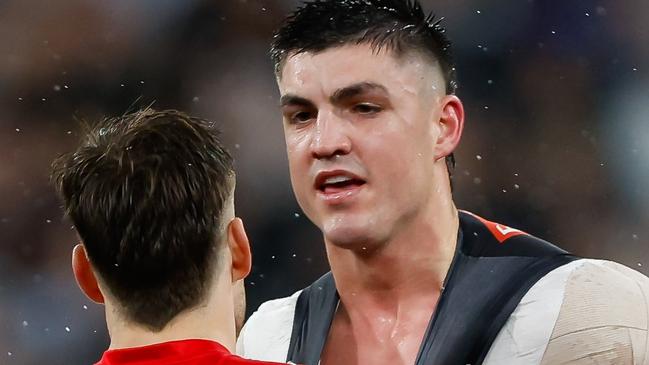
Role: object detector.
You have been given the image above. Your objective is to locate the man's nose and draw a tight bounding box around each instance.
[310,110,352,159]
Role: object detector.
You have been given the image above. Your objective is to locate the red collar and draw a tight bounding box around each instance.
[97,339,230,365]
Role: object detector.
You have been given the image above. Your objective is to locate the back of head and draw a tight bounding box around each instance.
[52,109,234,331]
[271,0,457,94]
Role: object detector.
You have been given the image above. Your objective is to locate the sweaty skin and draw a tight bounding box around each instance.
[277,44,464,365]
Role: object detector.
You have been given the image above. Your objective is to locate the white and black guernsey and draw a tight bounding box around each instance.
[285,211,578,365]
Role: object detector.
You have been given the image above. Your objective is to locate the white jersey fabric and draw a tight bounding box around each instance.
[237,259,649,365]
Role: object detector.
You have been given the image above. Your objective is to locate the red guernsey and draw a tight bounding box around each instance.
[96,339,288,365]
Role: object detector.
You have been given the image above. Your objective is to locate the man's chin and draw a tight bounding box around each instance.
[322,222,379,250]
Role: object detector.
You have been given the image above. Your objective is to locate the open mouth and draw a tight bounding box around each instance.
[315,173,367,195]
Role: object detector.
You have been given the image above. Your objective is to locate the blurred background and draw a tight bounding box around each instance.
[0,0,647,363]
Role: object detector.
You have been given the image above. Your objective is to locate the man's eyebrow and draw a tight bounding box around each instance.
[330,82,388,104]
[279,94,315,108]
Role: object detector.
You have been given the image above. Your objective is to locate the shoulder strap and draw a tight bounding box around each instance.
[286,272,338,365]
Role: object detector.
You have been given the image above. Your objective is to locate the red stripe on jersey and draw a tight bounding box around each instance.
[460,210,527,243]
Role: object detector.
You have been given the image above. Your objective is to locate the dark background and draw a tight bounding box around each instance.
[0,0,647,363]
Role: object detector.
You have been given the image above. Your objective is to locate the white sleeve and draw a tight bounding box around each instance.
[484,259,649,365]
[236,290,302,362]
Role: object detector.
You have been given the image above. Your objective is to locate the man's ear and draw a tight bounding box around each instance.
[227,218,252,282]
[434,95,465,161]
[71,244,104,304]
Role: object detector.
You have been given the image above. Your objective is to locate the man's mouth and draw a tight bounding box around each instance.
[318,175,366,194]
[314,171,367,201]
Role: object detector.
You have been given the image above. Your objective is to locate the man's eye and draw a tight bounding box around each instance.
[352,103,382,114]
[291,111,314,124]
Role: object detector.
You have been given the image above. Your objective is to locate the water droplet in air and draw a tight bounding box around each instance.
[234,144,240,149]
[120,83,125,87]
[83,305,88,310]
[632,234,638,240]
[551,30,556,35]
[41,98,46,101]
[292,254,297,258]
[487,79,493,85]
[192,96,199,102]
[632,67,638,72]
[18,97,23,101]
[473,177,482,185]
[476,155,482,160]
[65,326,71,332]
[294,213,300,218]
[585,12,590,17]
[7,352,12,356]
[139,80,144,84]
[22,321,28,327]
[46,219,51,223]
[15,128,20,132]
[638,263,643,267]
[502,189,507,193]
[514,184,520,189]
[64,85,69,89]
[484,105,489,110]
[53,85,61,92]
[476,10,481,14]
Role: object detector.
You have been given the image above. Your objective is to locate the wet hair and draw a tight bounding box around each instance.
[271,0,457,95]
[272,0,458,174]
[52,108,234,331]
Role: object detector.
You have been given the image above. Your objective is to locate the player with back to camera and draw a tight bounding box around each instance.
[52,109,291,365]
[236,1,649,364]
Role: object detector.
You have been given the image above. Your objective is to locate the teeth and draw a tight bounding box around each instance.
[324,176,352,185]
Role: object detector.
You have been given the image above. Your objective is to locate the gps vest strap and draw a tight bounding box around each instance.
[286,211,579,365]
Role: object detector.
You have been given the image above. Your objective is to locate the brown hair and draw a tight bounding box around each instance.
[52,108,234,331]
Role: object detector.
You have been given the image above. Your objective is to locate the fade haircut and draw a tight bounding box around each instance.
[272,0,457,173]
[52,109,234,331]
[271,0,457,95]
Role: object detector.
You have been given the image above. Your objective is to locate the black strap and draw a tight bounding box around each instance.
[469,254,577,364]
[413,253,579,365]
[286,272,338,365]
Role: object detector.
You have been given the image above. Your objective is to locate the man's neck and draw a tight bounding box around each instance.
[105,290,237,352]
[326,202,459,312]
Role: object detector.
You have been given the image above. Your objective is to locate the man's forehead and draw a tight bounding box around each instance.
[278,44,442,95]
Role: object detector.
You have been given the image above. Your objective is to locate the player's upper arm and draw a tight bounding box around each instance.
[539,260,649,365]
[236,290,302,362]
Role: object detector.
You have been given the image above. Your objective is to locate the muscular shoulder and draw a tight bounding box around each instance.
[236,290,302,362]
[540,259,649,364]
[486,259,649,365]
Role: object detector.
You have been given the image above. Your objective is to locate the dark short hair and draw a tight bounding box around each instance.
[271,0,457,94]
[52,109,234,331]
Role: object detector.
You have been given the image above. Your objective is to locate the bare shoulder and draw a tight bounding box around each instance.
[540,259,649,365]
[236,290,302,361]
